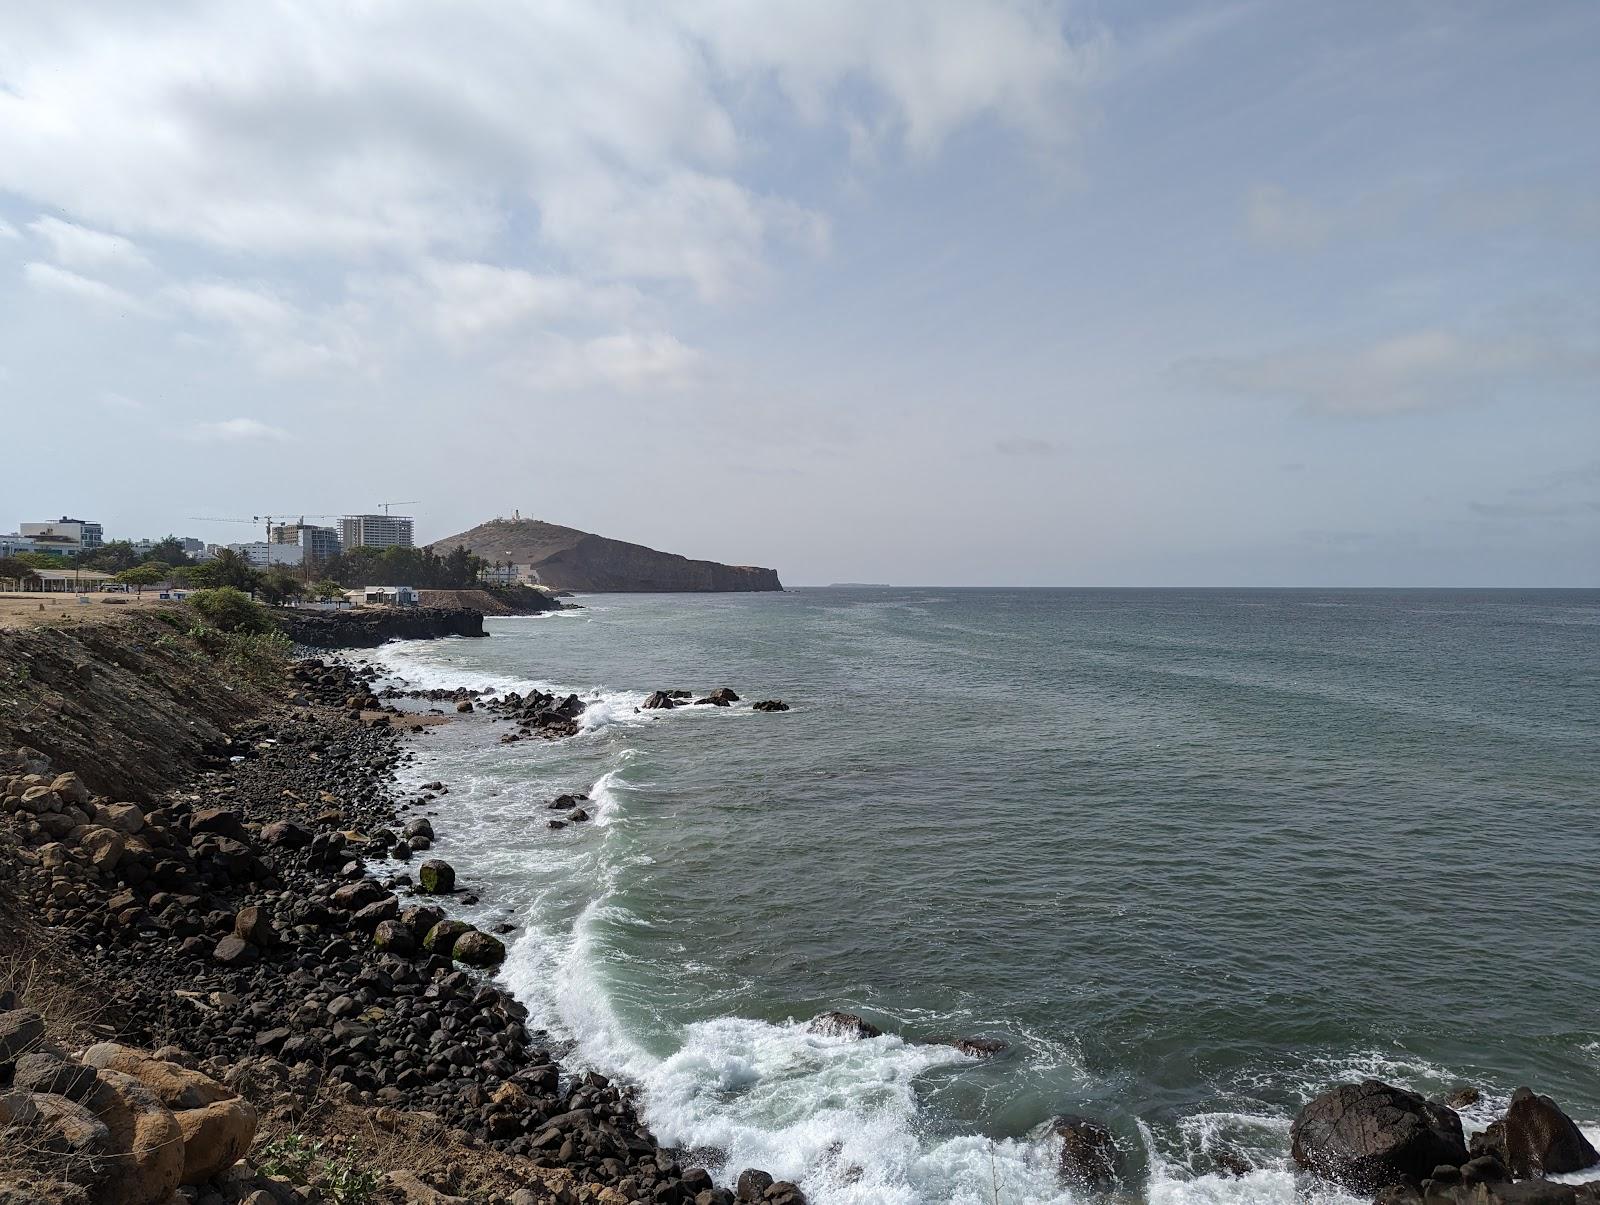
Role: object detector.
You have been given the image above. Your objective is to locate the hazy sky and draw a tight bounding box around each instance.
[2,1,1596,585]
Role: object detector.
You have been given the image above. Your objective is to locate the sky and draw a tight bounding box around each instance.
[1,0,1596,586]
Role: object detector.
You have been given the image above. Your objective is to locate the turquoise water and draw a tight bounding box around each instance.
[372,588,1600,1205]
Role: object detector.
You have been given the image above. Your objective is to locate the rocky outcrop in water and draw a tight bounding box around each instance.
[1471,1088,1599,1178]
[806,1012,882,1040]
[1051,1114,1124,1190]
[1292,1079,1470,1191]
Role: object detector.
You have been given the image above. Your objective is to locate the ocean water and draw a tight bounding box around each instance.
[368,588,1600,1205]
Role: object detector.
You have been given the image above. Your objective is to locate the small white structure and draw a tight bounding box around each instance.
[363,585,419,607]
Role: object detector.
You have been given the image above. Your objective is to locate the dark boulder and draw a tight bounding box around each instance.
[1291,1079,1468,1191]
[642,692,676,710]
[423,919,472,957]
[418,859,456,894]
[452,929,506,968]
[752,700,790,712]
[372,919,415,955]
[0,1010,46,1061]
[11,1053,101,1103]
[941,1036,1008,1057]
[350,896,399,930]
[330,879,387,910]
[1051,1114,1124,1190]
[259,820,311,848]
[212,935,257,966]
[189,808,247,841]
[232,905,278,948]
[806,1011,882,1040]
[735,1170,774,1202]
[1471,1088,1599,1177]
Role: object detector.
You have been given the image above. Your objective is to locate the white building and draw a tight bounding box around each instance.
[20,517,103,553]
[362,585,419,606]
[340,514,414,550]
[226,541,304,568]
[479,562,526,586]
[0,534,46,558]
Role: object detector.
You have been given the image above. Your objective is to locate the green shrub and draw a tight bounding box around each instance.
[256,1135,379,1204]
[189,586,273,634]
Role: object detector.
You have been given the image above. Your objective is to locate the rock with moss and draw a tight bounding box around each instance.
[422,919,472,957]
[451,929,506,967]
[372,919,415,956]
[417,859,455,894]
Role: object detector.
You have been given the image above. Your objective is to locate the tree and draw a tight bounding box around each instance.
[12,552,70,571]
[308,579,346,601]
[190,586,274,634]
[0,557,41,590]
[144,536,196,567]
[255,567,305,605]
[319,542,484,589]
[187,548,260,592]
[116,564,167,596]
[86,541,139,573]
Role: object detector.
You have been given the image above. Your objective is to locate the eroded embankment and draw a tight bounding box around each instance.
[0,607,271,800]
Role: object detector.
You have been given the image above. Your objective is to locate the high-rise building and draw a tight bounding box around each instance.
[340,514,414,550]
[271,522,342,563]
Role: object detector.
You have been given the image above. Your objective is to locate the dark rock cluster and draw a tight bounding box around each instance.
[484,690,587,743]
[1293,1078,1599,1205]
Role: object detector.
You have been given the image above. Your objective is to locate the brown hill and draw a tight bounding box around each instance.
[429,518,782,593]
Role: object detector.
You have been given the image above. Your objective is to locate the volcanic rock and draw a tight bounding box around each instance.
[1051,1114,1124,1190]
[807,1011,882,1039]
[1472,1088,1600,1177]
[1291,1078,1468,1191]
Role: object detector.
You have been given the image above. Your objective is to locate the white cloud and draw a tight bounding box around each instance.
[185,417,290,443]
[0,218,18,239]
[512,331,706,392]
[22,261,145,312]
[99,390,144,411]
[407,260,643,346]
[1179,327,1600,415]
[27,215,150,269]
[167,280,363,376]
[0,2,1094,294]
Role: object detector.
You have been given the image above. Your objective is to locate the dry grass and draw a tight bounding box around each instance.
[0,837,111,1049]
[251,1082,574,1203]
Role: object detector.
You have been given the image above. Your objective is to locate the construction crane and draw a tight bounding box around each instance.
[377,500,419,516]
[190,514,337,540]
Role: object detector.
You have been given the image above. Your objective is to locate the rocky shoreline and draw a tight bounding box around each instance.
[0,608,806,1204]
[2,606,1596,1205]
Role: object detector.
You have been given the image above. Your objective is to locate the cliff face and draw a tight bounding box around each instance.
[273,604,487,648]
[431,519,783,593]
